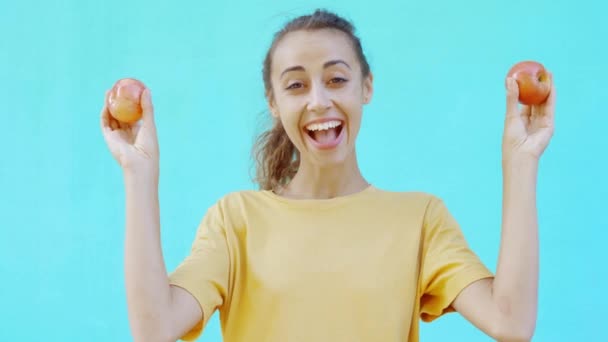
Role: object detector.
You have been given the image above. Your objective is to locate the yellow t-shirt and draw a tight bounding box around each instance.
[168,186,493,341]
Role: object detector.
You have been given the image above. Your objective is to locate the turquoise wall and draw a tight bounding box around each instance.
[1,0,606,340]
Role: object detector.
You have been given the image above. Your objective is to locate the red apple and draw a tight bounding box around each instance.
[107,78,146,123]
[506,61,551,105]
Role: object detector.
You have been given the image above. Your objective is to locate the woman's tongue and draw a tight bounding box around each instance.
[311,127,338,144]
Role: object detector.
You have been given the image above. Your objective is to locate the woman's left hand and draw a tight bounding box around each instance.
[502,74,556,163]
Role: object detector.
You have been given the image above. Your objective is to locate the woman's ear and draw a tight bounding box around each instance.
[267,91,279,118]
[363,72,374,104]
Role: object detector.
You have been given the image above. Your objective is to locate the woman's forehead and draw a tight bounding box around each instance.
[272,29,357,73]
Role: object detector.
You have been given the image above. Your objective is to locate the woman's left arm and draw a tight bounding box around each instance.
[452,74,556,342]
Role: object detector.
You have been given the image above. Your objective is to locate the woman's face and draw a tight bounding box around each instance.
[268,29,373,168]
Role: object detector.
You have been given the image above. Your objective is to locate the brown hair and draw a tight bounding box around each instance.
[253,9,371,191]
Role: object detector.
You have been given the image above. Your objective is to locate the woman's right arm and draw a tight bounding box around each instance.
[123,171,202,341]
[101,87,202,341]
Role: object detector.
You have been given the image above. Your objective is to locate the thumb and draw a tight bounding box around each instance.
[140,88,156,127]
[505,77,520,119]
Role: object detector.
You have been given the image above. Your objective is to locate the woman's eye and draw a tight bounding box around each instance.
[286,82,304,90]
[329,77,348,84]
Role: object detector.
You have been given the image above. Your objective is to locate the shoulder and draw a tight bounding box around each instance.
[369,186,442,208]
[214,189,271,208]
[355,187,449,225]
[205,189,275,221]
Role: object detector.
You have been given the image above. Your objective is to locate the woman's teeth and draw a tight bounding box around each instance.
[305,120,342,132]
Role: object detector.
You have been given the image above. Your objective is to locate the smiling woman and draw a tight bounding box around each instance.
[259,25,374,199]
[100,8,555,342]
[254,12,372,193]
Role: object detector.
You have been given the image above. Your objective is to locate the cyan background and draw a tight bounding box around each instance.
[1,0,606,341]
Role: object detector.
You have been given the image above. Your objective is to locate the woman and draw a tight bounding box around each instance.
[101,9,555,342]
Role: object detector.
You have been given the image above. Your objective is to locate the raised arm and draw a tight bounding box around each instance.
[452,75,556,341]
[101,87,202,341]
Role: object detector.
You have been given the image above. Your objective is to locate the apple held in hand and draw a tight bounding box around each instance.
[107,78,146,123]
[506,61,551,105]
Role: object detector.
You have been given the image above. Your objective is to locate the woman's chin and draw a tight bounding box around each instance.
[305,147,354,169]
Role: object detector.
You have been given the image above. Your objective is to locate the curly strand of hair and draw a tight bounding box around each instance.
[253,120,299,191]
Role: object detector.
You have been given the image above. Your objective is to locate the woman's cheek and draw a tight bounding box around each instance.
[281,117,304,148]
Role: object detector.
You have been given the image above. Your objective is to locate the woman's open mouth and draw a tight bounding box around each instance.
[304,119,345,150]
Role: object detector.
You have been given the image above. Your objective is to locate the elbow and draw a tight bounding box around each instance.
[491,319,536,342]
[132,329,174,342]
[130,317,174,342]
[490,296,537,342]
[493,332,534,342]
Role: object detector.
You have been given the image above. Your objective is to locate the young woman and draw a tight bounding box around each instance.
[101,9,555,342]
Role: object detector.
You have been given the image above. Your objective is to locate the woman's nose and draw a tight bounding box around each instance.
[306,83,331,113]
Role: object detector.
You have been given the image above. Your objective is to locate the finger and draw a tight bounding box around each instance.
[102,125,118,143]
[101,110,114,140]
[132,120,143,136]
[100,91,111,130]
[505,77,520,118]
[521,105,531,117]
[140,88,156,128]
[103,130,125,161]
[542,72,556,121]
[118,119,130,131]
[521,105,531,126]
[110,117,119,130]
[101,115,121,149]
[100,106,109,131]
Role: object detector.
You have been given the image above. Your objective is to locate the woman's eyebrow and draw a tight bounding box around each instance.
[280,66,305,79]
[324,59,351,70]
[280,60,351,79]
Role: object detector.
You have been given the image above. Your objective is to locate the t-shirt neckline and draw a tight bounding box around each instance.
[261,184,377,208]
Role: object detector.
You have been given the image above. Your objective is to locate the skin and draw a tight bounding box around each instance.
[268,29,373,199]
[100,27,555,342]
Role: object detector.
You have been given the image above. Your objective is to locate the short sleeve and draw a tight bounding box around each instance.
[169,203,231,341]
[419,196,494,322]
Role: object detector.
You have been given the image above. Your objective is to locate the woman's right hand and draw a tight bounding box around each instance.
[100,87,159,175]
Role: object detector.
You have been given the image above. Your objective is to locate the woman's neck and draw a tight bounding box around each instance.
[277,153,369,200]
